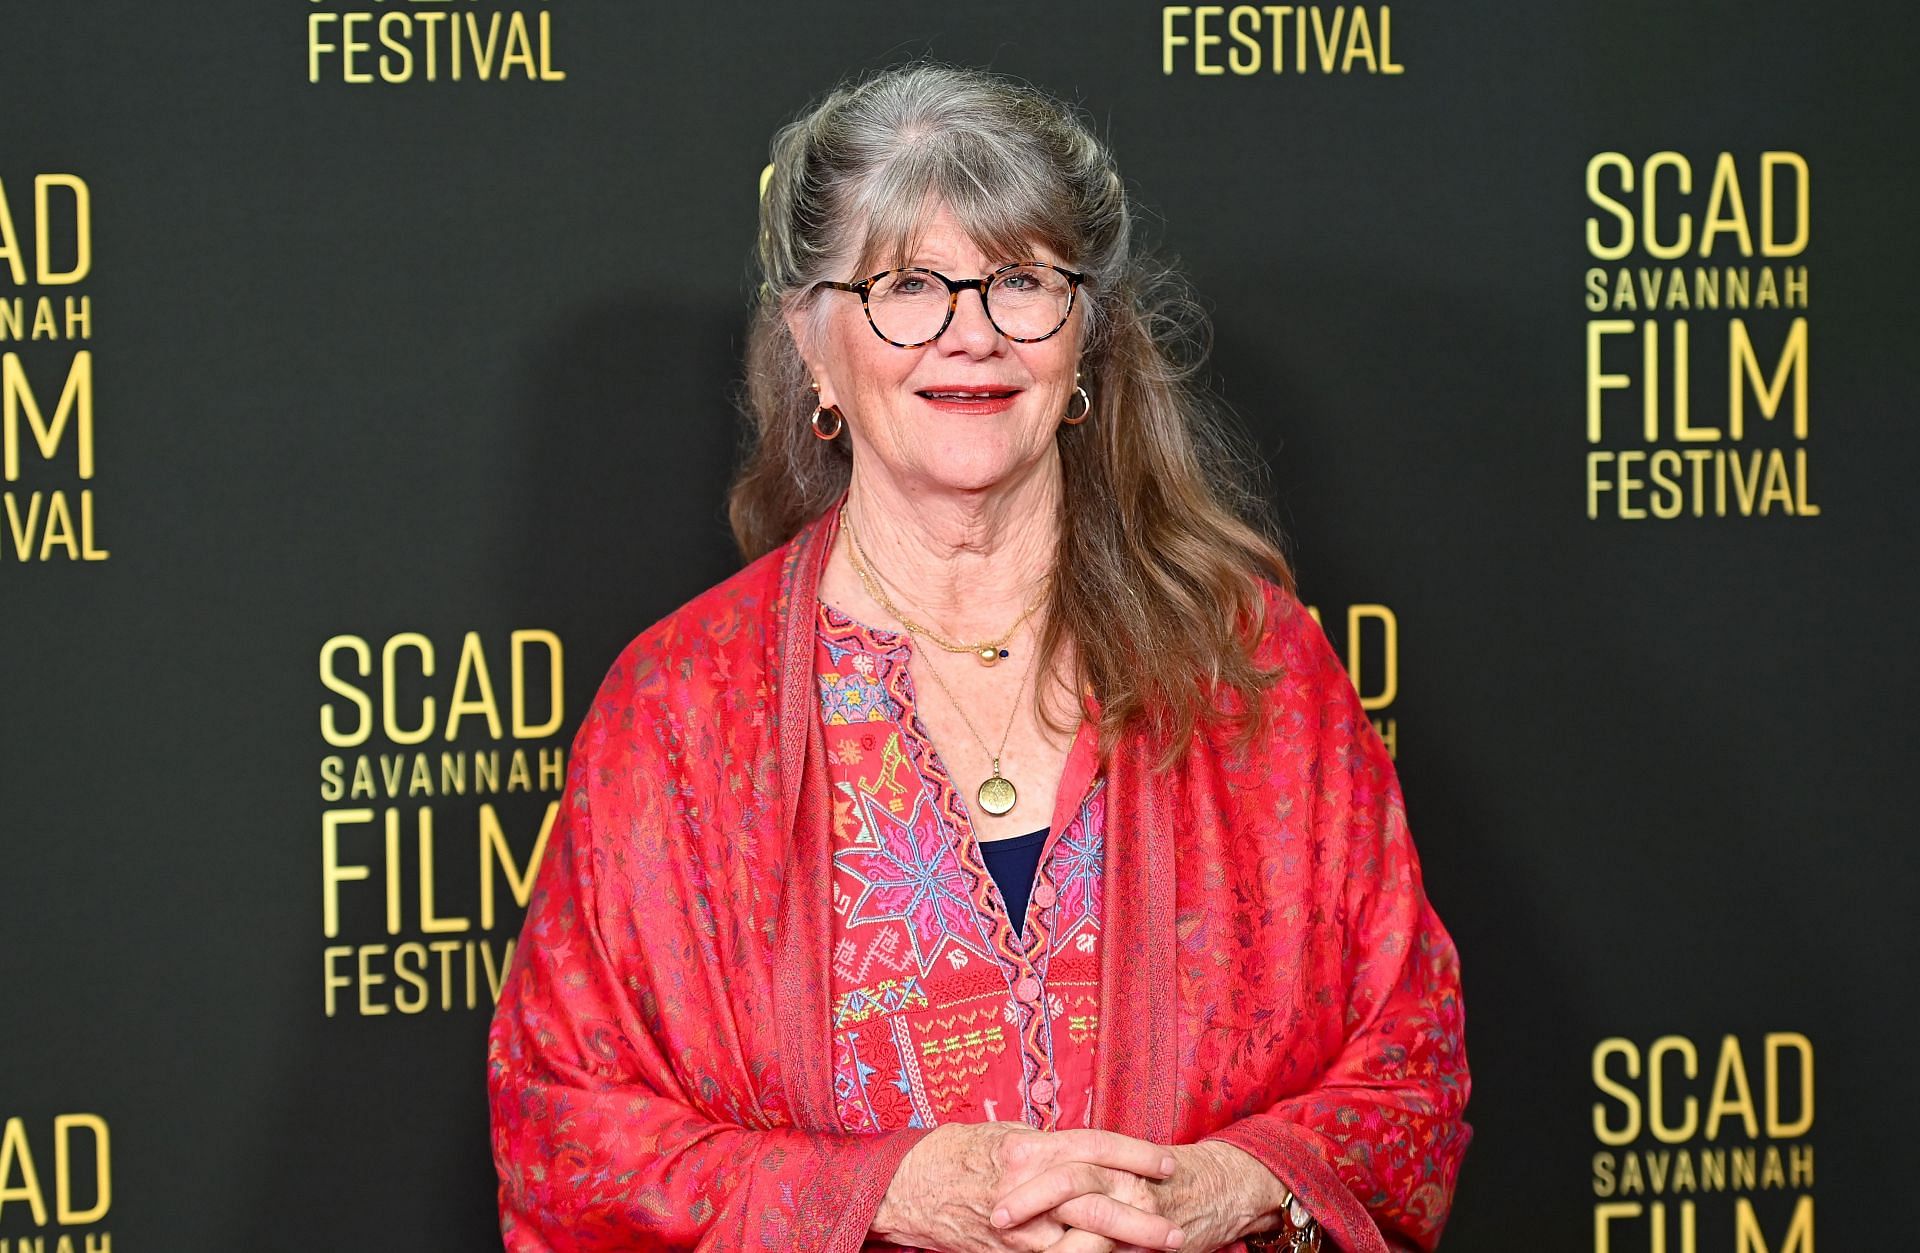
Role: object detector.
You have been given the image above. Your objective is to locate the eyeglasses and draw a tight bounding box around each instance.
[812,261,1087,348]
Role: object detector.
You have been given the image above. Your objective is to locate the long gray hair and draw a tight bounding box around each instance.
[732,62,1291,759]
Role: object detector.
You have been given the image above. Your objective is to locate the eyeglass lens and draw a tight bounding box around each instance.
[868,266,1073,344]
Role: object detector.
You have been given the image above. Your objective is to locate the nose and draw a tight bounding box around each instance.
[941,284,1004,355]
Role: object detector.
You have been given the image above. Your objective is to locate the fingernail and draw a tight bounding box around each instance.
[1160,1155,1177,1175]
[1167,1228,1186,1248]
[991,1207,1009,1228]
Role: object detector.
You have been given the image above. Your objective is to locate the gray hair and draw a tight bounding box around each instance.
[735,63,1153,524]
[758,62,1131,351]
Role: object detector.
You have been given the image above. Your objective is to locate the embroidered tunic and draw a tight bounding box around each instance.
[486,507,1471,1253]
[816,603,1102,1134]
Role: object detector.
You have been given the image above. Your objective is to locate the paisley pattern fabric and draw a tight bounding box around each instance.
[487,505,1471,1253]
[816,602,1103,1135]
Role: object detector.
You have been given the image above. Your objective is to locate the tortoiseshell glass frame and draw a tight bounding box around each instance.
[811,261,1088,347]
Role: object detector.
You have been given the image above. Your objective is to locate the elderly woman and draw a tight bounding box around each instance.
[488,63,1468,1253]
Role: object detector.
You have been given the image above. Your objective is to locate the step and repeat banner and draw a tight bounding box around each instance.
[4,2,1913,1249]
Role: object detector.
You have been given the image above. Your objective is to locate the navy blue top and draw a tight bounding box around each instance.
[980,827,1048,935]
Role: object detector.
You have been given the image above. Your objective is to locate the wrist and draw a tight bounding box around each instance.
[1147,1140,1271,1248]
[1194,1140,1313,1248]
[870,1128,935,1244]
[870,1189,901,1242]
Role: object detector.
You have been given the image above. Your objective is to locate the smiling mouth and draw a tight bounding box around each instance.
[916,389,1022,399]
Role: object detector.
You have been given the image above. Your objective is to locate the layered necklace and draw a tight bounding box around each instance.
[842,507,1047,817]
[844,510,1048,668]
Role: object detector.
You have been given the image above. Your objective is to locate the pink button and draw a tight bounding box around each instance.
[1030,882,1057,909]
[1015,976,1041,1003]
[1029,1079,1057,1104]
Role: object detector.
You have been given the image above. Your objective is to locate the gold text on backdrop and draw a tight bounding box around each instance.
[307,1,565,84]
[0,1113,111,1238]
[1590,1034,1815,1250]
[0,173,106,564]
[1582,153,1815,521]
[317,630,567,1017]
[1162,5,1402,75]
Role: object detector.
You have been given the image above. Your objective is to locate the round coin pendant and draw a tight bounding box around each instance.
[977,773,1018,816]
[977,646,1001,666]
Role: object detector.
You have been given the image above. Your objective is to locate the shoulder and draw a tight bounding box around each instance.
[624,540,791,675]
[1233,581,1409,881]
[573,536,799,764]
[1238,577,1388,765]
[1248,578,1343,689]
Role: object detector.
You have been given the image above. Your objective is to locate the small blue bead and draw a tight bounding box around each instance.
[999,649,1010,658]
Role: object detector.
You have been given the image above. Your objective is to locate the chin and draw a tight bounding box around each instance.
[914,448,1043,496]
[918,426,1057,482]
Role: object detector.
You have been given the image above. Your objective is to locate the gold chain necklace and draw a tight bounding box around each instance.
[844,507,1047,667]
[837,511,1040,817]
[895,598,1039,818]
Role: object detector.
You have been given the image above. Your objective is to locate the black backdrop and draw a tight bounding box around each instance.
[5,2,1915,1249]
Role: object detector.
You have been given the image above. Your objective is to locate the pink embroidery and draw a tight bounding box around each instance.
[817,602,1103,1131]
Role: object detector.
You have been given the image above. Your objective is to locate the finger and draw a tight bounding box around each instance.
[1054,1192,1185,1250]
[1043,1232,1161,1253]
[1034,1129,1177,1181]
[1003,1214,1072,1251]
[1042,1228,1120,1253]
[994,1163,1141,1229]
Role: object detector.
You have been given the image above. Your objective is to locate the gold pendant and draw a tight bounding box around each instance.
[977,773,1017,816]
[977,646,1002,666]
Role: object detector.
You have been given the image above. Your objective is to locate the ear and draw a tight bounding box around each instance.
[783,299,837,408]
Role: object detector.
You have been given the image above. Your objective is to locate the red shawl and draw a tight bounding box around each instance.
[487,508,1471,1252]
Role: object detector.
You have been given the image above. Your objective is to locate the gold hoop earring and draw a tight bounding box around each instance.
[1061,384,1092,425]
[811,404,845,440]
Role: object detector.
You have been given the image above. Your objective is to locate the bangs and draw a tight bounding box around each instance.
[840,132,1080,280]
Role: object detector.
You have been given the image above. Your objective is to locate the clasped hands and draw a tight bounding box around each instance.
[873,1121,1289,1253]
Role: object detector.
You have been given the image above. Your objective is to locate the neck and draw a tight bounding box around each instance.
[842,456,1062,637]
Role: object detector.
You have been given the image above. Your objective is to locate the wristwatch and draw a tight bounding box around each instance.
[1244,1190,1324,1252]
